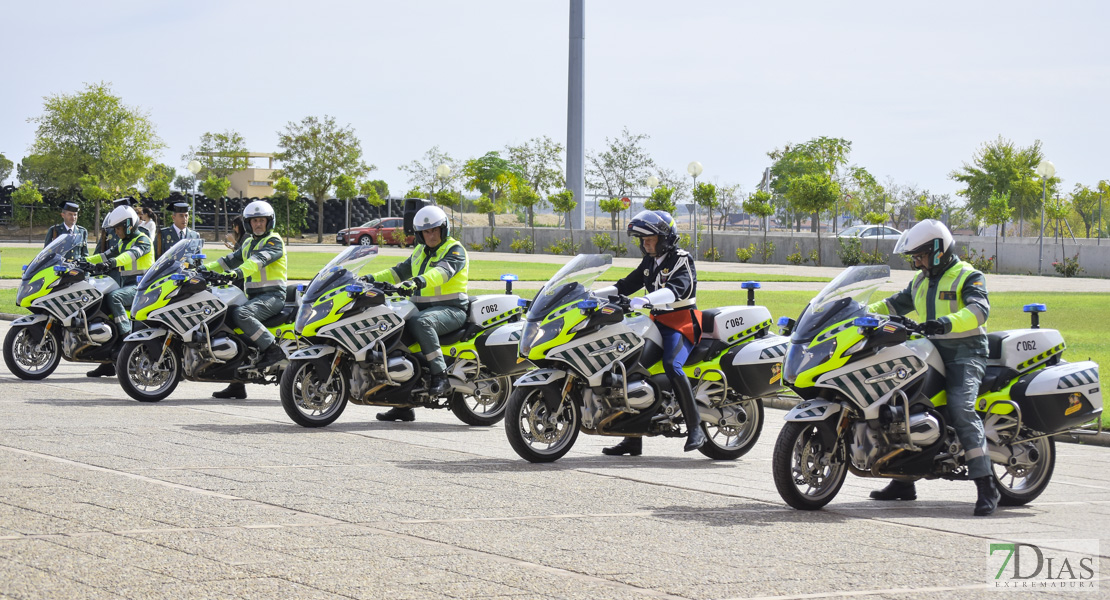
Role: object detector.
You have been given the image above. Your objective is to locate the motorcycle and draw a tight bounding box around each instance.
[115,238,299,402]
[4,234,129,379]
[504,253,787,463]
[281,244,531,427]
[772,264,1103,510]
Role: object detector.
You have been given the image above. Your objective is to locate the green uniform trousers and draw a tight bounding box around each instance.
[230,290,285,350]
[411,305,467,375]
[106,286,137,336]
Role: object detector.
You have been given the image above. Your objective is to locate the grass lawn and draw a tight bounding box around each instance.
[0,246,828,283]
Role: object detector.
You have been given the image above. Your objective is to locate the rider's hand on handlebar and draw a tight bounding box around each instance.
[920,319,947,337]
[629,297,649,310]
[361,274,375,284]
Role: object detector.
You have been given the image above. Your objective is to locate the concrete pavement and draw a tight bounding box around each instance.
[1,321,1108,599]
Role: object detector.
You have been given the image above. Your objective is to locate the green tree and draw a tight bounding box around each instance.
[549,189,577,239]
[199,175,231,204]
[0,153,13,183]
[510,185,543,237]
[949,136,1056,236]
[1070,184,1100,238]
[1043,195,1071,243]
[598,198,625,231]
[914,195,945,221]
[360,180,386,211]
[16,154,72,190]
[147,179,171,205]
[145,163,176,186]
[743,190,775,262]
[692,182,718,258]
[462,151,523,231]
[432,189,463,231]
[786,173,840,265]
[715,183,741,231]
[12,181,44,241]
[644,185,676,214]
[769,137,853,232]
[27,81,164,235]
[274,115,372,243]
[173,174,193,195]
[506,136,564,197]
[364,179,389,200]
[399,146,459,197]
[334,174,359,230]
[982,191,1015,269]
[473,195,507,231]
[182,130,250,181]
[270,176,304,241]
[586,127,655,226]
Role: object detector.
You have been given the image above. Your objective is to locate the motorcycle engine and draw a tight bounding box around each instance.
[907,413,942,446]
[385,356,415,383]
[87,322,113,344]
[851,422,883,470]
[210,336,239,361]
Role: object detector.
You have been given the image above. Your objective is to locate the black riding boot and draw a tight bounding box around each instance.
[212,383,247,399]
[674,376,706,452]
[376,407,416,422]
[602,437,642,456]
[86,363,116,378]
[973,476,1000,516]
[870,479,917,501]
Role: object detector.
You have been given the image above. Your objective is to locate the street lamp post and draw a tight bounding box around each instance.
[1035,159,1055,275]
[436,163,452,231]
[687,161,702,252]
[186,160,201,232]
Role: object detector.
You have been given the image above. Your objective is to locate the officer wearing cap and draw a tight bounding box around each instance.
[43,201,89,260]
[156,202,200,259]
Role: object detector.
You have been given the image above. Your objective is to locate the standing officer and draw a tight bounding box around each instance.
[156,202,200,259]
[365,206,468,422]
[595,210,707,455]
[84,205,153,377]
[205,201,287,400]
[867,219,1000,516]
[44,201,89,260]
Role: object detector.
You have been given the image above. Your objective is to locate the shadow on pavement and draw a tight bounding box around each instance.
[178,420,486,436]
[650,502,851,526]
[26,396,275,407]
[392,455,738,474]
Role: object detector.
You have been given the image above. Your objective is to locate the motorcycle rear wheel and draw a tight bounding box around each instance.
[280,358,349,427]
[993,436,1055,506]
[3,324,61,380]
[772,421,848,510]
[116,340,181,402]
[449,375,510,426]
[698,398,764,460]
[504,386,580,463]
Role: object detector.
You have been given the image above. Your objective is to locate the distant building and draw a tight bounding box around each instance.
[199,152,277,198]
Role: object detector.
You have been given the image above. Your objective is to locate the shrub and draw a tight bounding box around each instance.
[391,228,406,247]
[547,237,580,256]
[786,242,806,266]
[965,246,995,274]
[703,247,721,261]
[862,250,888,265]
[483,235,501,252]
[757,240,775,263]
[510,236,534,254]
[376,231,388,247]
[592,233,628,256]
[1052,253,1084,278]
[678,233,693,250]
[736,244,755,263]
[837,237,863,267]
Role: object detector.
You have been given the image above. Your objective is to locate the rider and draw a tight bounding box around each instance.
[866,219,1000,516]
[85,205,154,378]
[205,201,288,400]
[595,210,707,455]
[365,205,469,422]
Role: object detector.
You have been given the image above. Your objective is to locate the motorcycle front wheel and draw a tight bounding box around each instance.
[698,398,764,460]
[3,324,61,380]
[504,386,580,463]
[449,375,511,426]
[280,358,349,427]
[116,340,181,402]
[772,421,848,510]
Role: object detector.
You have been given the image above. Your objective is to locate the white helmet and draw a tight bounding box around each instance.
[243,201,276,234]
[413,205,449,246]
[893,219,955,276]
[105,206,140,236]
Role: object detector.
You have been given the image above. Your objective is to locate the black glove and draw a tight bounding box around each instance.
[921,319,948,337]
[361,274,375,284]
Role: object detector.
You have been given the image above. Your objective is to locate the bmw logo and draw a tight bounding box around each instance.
[378,322,388,332]
[896,367,908,379]
[81,295,89,303]
[616,342,627,353]
[203,307,212,315]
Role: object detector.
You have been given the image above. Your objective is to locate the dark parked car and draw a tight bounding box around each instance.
[336,217,414,246]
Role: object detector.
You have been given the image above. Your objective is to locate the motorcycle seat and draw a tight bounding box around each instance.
[262,305,297,329]
[286,284,299,304]
[986,332,1006,360]
[978,364,1020,396]
[684,338,730,366]
[439,323,481,346]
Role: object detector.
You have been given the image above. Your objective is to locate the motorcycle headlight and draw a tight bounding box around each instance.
[16,279,44,303]
[295,299,334,333]
[783,337,837,384]
[519,319,563,357]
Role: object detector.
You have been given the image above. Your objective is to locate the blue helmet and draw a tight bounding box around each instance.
[627,210,678,256]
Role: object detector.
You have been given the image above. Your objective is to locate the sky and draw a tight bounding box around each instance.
[2,0,1108,202]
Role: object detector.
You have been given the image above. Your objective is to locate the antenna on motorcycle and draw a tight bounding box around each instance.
[1023,304,1046,329]
[741,281,760,306]
[500,273,518,294]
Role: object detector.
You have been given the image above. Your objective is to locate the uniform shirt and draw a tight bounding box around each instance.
[212,232,287,297]
[614,248,698,314]
[372,238,469,310]
[43,223,89,259]
[156,224,200,259]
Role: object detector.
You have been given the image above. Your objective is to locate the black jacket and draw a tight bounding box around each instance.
[614,248,697,314]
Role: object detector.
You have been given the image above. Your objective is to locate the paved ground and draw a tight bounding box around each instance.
[1,320,1108,599]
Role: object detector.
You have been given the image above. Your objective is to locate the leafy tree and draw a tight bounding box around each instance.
[12,181,44,241]
[655,168,692,214]
[473,195,507,231]
[334,174,359,230]
[433,189,463,231]
[364,179,389,200]
[982,191,1014,268]
[510,185,543,231]
[0,153,13,183]
[27,81,164,235]
[768,137,853,232]
[644,185,676,214]
[274,115,372,243]
[199,175,231,204]
[506,136,564,197]
[1043,195,1071,243]
[145,163,176,186]
[715,183,741,231]
[743,190,775,262]
[549,189,577,238]
[692,182,719,258]
[359,180,386,212]
[586,128,655,224]
[786,173,840,265]
[914,195,945,221]
[16,154,71,190]
[147,180,171,205]
[173,174,194,195]
[182,130,250,180]
[1069,184,1101,238]
[270,176,304,240]
[598,198,625,231]
[462,151,523,232]
[949,136,1057,236]
[399,146,460,197]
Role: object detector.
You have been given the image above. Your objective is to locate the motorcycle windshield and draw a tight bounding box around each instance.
[303,244,380,302]
[23,235,80,281]
[527,253,613,321]
[791,265,891,344]
[143,239,205,290]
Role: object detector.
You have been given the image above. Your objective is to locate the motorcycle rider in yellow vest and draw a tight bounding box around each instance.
[204,201,288,400]
[866,219,1000,516]
[365,206,468,422]
[84,205,153,378]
